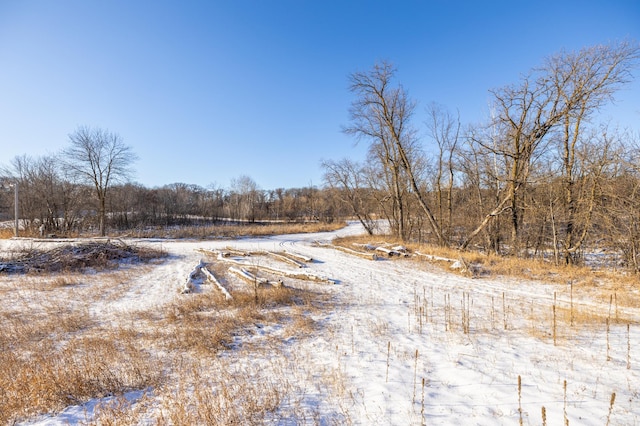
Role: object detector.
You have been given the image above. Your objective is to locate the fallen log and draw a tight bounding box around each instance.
[283,250,313,263]
[202,248,334,284]
[201,266,232,300]
[375,247,398,257]
[415,251,456,263]
[266,251,306,268]
[229,266,283,288]
[250,263,335,284]
[333,245,378,260]
[352,243,378,251]
[181,260,205,294]
[197,248,244,262]
[224,247,251,257]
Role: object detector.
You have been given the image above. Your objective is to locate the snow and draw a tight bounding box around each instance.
[3,222,639,425]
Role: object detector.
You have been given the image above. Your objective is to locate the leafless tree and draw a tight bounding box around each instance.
[426,103,461,244]
[345,61,443,243]
[547,41,640,263]
[460,41,639,254]
[460,74,563,253]
[229,175,261,222]
[601,132,640,271]
[63,126,137,236]
[322,158,376,234]
[1,154,85,235]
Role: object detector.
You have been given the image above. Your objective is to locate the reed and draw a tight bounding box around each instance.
[563,380,568,426]
[518,375,523,426]
[605,392,616,426]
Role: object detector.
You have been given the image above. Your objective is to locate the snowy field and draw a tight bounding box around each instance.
[1,222,639,425]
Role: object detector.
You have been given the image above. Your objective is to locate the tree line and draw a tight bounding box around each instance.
[0,145,346,238]
[323,41,640,269]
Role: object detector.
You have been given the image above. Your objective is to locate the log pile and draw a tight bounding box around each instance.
[0,241,164,274]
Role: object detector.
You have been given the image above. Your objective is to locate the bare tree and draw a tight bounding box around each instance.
[459,41,639,254]
[229,175,261,222]
[322,158,376,234]
[2,155,40,232]
[602,132,640,272]
[548,41,640,263]
[63,126,137,236]
[345,61,443,243]
[426,103,460,244]
[461,74,563,253]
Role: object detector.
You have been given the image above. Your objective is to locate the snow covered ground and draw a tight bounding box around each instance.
[2,222,639,425]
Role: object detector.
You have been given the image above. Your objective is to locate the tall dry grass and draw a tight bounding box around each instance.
[0,313,161,424]
[114,221,346,239]
[0,221,346,240]
[334,235,640,309]
[0,257,330,424]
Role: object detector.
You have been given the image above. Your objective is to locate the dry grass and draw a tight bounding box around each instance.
[0,221,346,240]
[0,256,330,424]
[0,227,14,239]
[0,321,161,424]
[334,235,640,309]
[116,221,346,239]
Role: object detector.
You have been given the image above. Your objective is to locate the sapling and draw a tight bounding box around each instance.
[570,281,574,327]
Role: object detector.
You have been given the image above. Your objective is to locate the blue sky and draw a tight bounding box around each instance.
[1,1,639,190]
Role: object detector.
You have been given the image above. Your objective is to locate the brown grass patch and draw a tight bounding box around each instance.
[0,227,14,239]
[0,335,161,425]
[0,274,329,424]
[114,221,346,239]
[334,234,640,309]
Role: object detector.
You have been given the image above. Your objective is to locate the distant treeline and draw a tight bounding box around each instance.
[0,172,348,233]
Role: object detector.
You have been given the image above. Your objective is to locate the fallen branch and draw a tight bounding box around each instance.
[251,263,335,284]
[197,248,241,262]
[375,247,399,257]
[283,250,313,262]
[353,243,410,258]
[229,266,283,288]
[353,243,378,251]
[201,266,233,300]
[224,247,251,257]
[333,245,378,260]
[266,251,306,268]
[415,251,456,263]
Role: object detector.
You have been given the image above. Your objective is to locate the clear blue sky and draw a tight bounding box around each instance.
[1,1,639,190]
